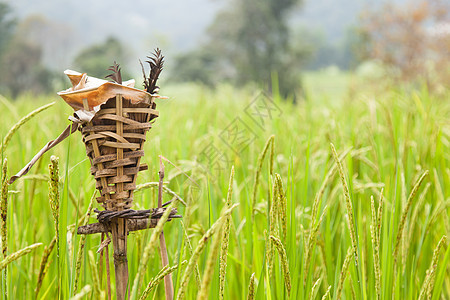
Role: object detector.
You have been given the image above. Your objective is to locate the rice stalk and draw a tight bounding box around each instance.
[130,198,180,299]
[0,243,42,270]
[370,192,383,300]
[393,170,429,265]
[181,221,201,288]
[309,277,322,300]
[330,143,359,265]
[73,191,96,295]
[418,235,447,300]
[247,273,256,300]
[34,236,56,299]
[1,159,7,298]
[88,250,101,299]
[48,155,60,294]
[252,135,274,217]
[336,247,353,300]
[269,235,291,296]
[0,102,55,154]
[1,158,8,260]
[275,174,287,241]
[267,180,278,279]
[433,169,450,236]
[219,166,234,300]
[69,285,92,300]
[321,285,331,300]
[304,207,327,284]
[139,261,187,300]
[197,224,225,300]
[176,204,238,300]
[135,182,187,206]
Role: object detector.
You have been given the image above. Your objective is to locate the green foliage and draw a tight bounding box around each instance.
[0,79,448,299]
[73,36,130,79]
[0,2,16,58]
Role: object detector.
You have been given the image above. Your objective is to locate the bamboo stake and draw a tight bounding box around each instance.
[158,156,174,299]
[112,94,129,300]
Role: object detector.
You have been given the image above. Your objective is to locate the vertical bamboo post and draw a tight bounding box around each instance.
[112,94,129,300]
[158,157,174,299]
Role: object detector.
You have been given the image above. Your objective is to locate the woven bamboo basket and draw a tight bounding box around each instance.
[81,94,158,211]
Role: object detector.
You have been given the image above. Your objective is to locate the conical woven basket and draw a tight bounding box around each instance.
[81,94,158,211]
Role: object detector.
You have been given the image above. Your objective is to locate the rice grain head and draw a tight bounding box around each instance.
[219,166,234,300]
[0,243,42,271]
[139,261,187,300]
[247,272,256,300]
[176,203,238,300]
[310,277,322,300]
[130,197,180,299]
[35,236,57,298]
[252,135,274,217]
[197,225,225,300]
[393,170,428,265]
[336,247,353,300]
[73,192,96,295]
[88,250,101,299]
[269,235,291,296]
[330,143,359,266]
[418,235,447,300]
[0,102,55,154]
[321,285,332,300]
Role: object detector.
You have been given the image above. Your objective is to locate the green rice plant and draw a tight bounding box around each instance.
[1,158,7,299]
[35,236,56,299]
[335,247,353,299]
[269,235,291,296]
[69,285,92,300]
[48,155,60,295]
[130,198,180,299]
[139,261,187,300]
[88,250,102,299]
[393,170,429,265]
[252,135,274,216]
[418,235,447,300]
[176,204,238,300]
[247,273,256,300]
[0,102,54,154]
[370,192,383,300]
[197,225,225,299]
[321,285,331,300]
[310,277,322,300]
[330,144,359,265]
[274,174,287,241]
[0,243,42,270]
[219,166,234,300]
[73,191,96,295]
[181,221,201,288]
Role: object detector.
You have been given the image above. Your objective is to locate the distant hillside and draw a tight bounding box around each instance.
[5,0,397,71]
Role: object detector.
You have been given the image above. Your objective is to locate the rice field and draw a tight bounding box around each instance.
[0,77,449,299]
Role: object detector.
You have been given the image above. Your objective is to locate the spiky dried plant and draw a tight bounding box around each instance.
[105,61,123,84]
[140,48,164,94]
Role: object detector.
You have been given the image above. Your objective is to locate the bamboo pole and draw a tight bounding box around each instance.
[158,157,174,299]
[112,94,129,300]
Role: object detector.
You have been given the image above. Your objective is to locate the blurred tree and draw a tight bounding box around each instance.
[0,38,53,97]
[360,0,450,87]
[0,5,54,97]
[16,14,76,70]
[73,36,130,79]
[172,0,308,98]
[0,2,16,58]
